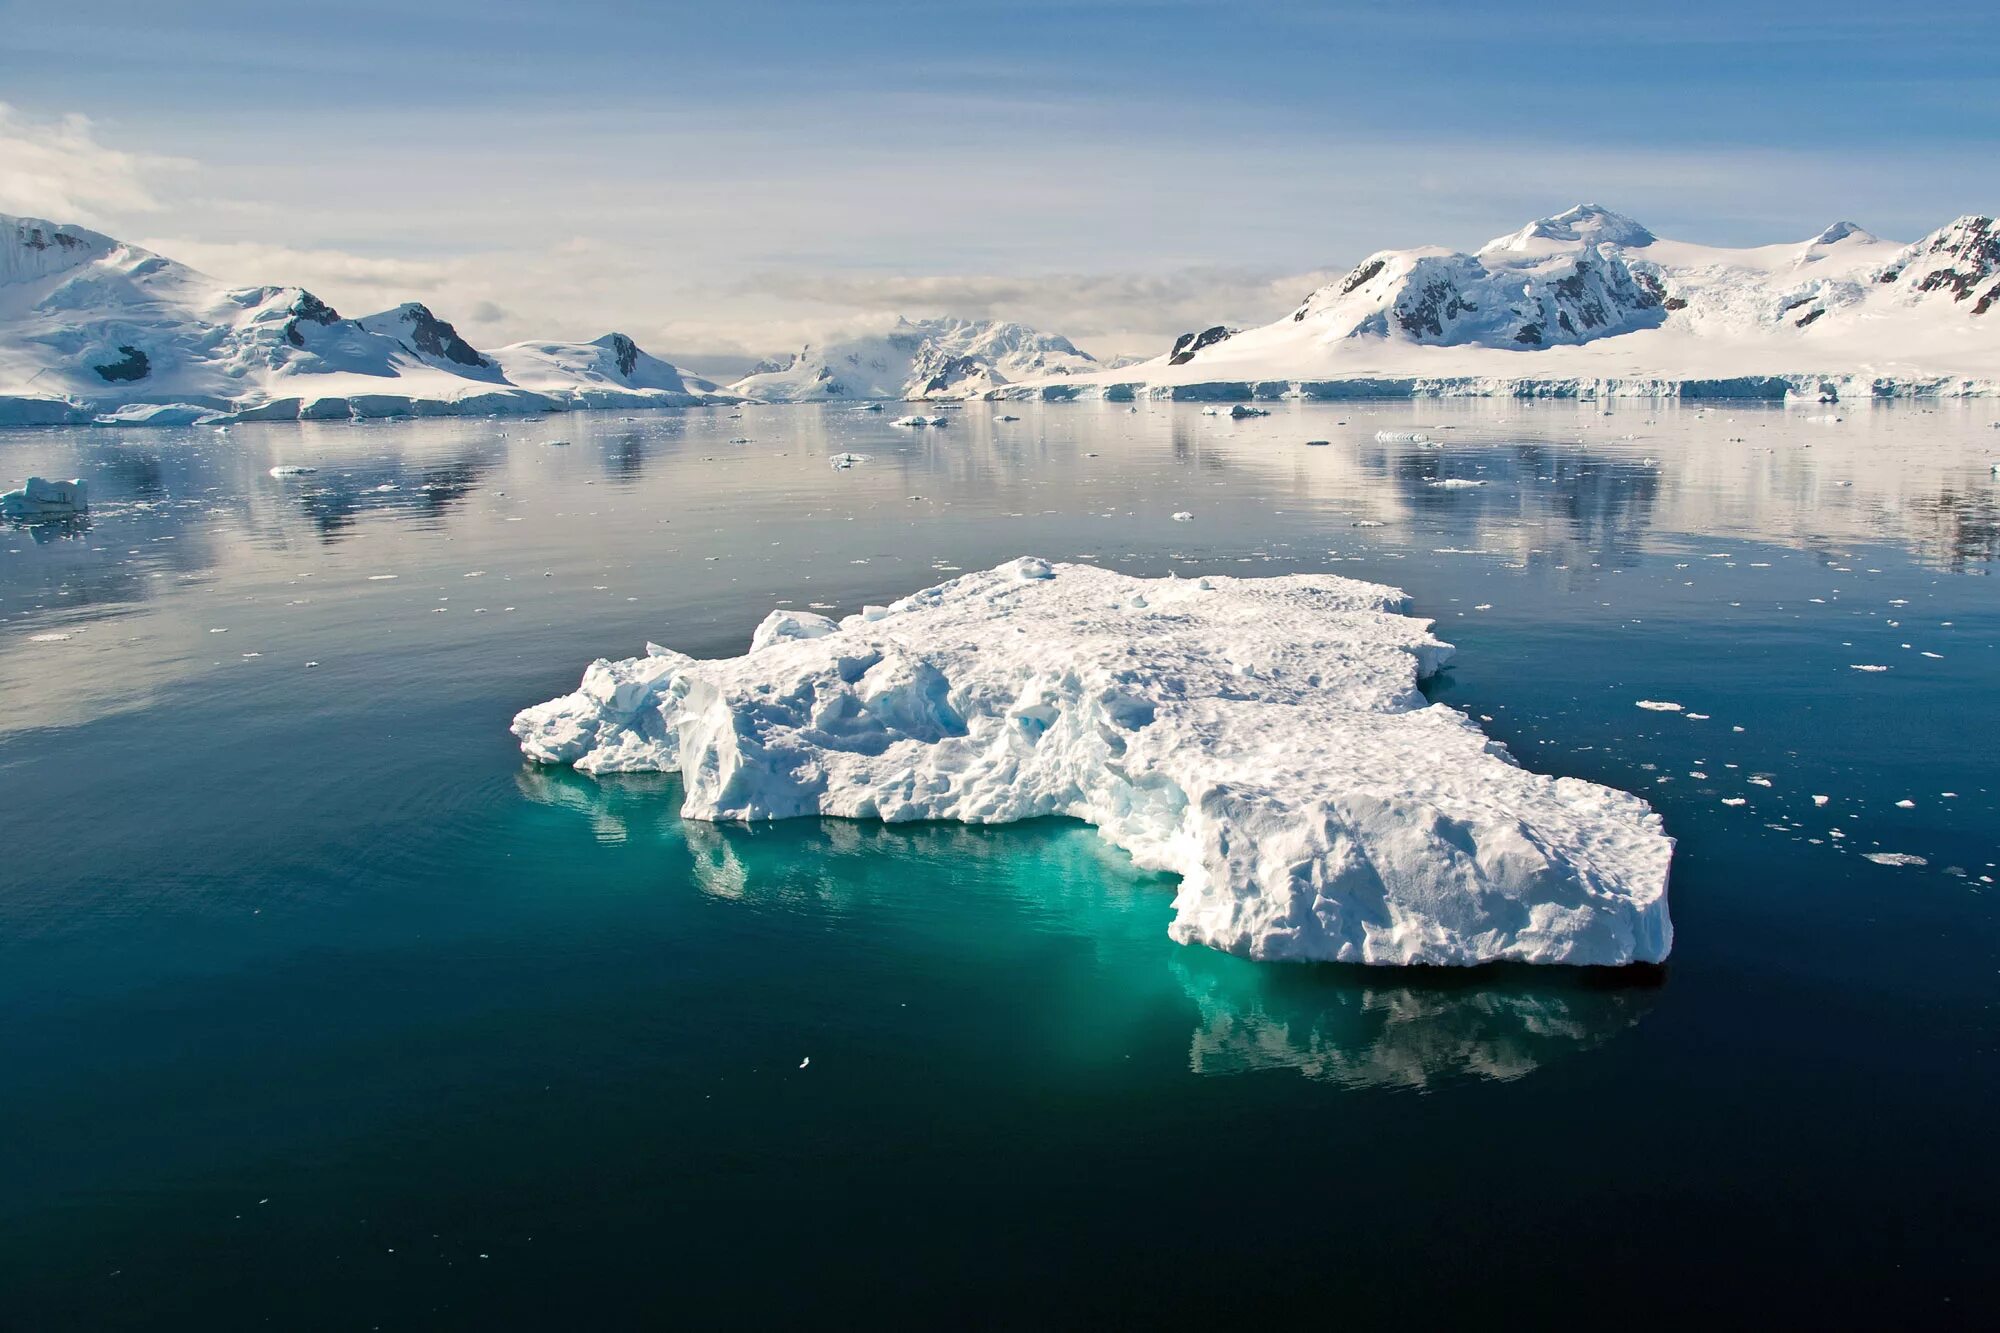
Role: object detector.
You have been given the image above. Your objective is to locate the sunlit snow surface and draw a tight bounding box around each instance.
[515,557,1672,965]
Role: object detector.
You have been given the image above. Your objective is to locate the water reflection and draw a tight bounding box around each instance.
[1173,951,1658,1091]
[518,766,1659,1090]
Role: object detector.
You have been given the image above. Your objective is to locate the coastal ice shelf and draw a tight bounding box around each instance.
[513,559,1673,966]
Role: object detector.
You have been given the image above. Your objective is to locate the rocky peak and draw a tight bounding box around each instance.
[363,302,490,368]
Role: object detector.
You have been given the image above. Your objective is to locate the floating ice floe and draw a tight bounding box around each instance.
[1635,700,1684,712]
[1171,511,1194,522]
[1,476,88,518]
[1863,852,1927,868]
[268,465,318,477]
[891,415,947,428]
[1375,431,1431,444]
[514,558,1673,966]
[1428,478,1487,489]
[1228,404,1269,418]
[829,452,868,470]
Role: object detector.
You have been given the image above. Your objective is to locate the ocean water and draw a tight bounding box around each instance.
[1,400,1996,1326]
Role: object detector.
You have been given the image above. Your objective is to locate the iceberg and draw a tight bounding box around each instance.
[513,558,1672,966]
[1,476,88,518]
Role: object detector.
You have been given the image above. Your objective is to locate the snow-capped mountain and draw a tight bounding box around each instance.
[729,316,1098,401]
[0,214,740,425]
[1010,205,2000,400]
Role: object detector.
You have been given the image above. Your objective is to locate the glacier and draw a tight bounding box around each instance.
[513,558,1673,966]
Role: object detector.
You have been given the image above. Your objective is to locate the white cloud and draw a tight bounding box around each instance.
[0,103,190,225]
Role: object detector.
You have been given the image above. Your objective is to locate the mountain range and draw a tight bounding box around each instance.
[0,215,739,426]
[4,204,1997,425]
[1008,205,1999,400]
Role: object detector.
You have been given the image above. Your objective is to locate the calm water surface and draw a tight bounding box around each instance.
[2,401,1997,1325]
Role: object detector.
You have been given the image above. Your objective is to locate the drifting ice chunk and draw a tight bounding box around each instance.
[1,476,88,518]
[514,559,1673,966]
[891,415,947,427]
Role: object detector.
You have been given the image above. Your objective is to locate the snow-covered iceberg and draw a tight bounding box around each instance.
[512,559,1673,966]
[1,476,88,518]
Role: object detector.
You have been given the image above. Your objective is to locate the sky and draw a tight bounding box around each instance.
[2,0,1995,374]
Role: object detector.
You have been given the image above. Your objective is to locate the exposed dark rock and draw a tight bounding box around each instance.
[1395,279,1476,339]
[283,291,341,347]
[919,354,981,394]
[14,223,86,253]
[1168,325,1234,365]
[1339,257,1387,295]
[1514,323,1544,345]
[93,345,150,382]
[607,333,639,378]
[396,305,489,367]
[1663,297,1688,311]
[1795,307,1825,327]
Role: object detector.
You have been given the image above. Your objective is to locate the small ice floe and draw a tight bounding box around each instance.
[891,415,947,428]
[1748,776,1773,787]
[1,477,88,518]
[1429,478,1487,489]
[547,439,571,447]
[1864,852,1927,868]
[1171,511,1194,522]
[1848,664,1889,672]
[28,632,71,643]
[994,414,1021,421]
[798,1057,810,1069]
[268,466,318,477]
[1722,798,1748,807]
[1895,799,1915,809]
[1812,795,1830,807]
[857,402,884,412]
[1228,404,1269,419]
[1374,431,1431,444]
[1635,700,1684,712]
[829,452,868,470]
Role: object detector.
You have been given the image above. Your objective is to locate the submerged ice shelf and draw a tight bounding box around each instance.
[513,559,1673,966]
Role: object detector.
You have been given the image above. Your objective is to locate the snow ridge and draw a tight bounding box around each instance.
[513,559,1674,967]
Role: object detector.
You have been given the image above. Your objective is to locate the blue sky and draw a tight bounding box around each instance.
[2,0,1994,368]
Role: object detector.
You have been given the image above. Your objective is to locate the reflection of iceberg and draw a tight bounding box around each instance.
[516,763,1169,936]
[1173,952,1658,1090]
[513,767,681,845]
